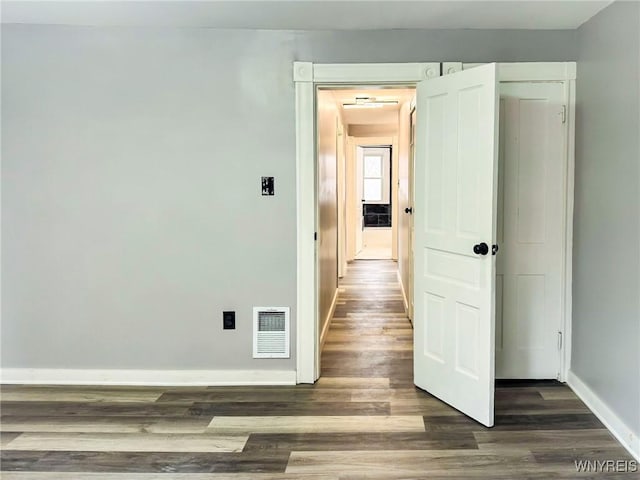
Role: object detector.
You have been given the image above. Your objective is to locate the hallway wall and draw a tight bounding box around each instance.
[397,101,412,315]
[317,90,340,341]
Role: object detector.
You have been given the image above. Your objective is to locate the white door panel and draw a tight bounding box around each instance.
[496,82,565,379]
[414,63,499,427]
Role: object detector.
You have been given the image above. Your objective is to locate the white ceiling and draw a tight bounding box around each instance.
[1,1,612,29]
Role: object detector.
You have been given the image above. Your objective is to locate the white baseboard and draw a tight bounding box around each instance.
[0,368,297,386]
[320,288,339,349]
[567,370,640,461]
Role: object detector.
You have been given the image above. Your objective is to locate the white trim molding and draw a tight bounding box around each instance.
[293,61,313,82]
[463,62,577,81]
[0,369,297,386]
[567,370,640,461]
[312,62,439,84]
[560,76,576,382]
[442,62,462,75]
[294,62,316,384]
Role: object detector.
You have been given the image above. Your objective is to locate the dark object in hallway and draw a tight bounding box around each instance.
[363,203,391,227]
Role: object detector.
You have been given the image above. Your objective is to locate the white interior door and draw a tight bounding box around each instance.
[413,63,499,427]
[496,82,565,379]
[355,146,364,254]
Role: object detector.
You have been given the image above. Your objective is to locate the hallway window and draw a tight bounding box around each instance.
[363,154,383,202]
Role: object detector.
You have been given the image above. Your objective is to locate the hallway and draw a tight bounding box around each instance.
[0,260,635,477]
[321,260,412,387]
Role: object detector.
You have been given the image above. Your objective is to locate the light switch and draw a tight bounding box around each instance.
[261,177,274,196]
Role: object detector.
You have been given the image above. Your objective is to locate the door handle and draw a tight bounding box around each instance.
[473,242,489,256]
[404,207,413,214]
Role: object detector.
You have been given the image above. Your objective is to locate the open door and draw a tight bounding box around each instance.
[413,63,499,427]
[408,107,417,320]
[355,146,364,255]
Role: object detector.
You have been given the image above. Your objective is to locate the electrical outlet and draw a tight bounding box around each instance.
[223,311,235,330]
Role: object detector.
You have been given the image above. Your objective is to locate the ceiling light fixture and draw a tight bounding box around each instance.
[342,96,399,109]
[343,103,386,109]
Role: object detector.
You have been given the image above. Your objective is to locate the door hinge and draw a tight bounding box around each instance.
[557,331,563,350]
[561,105,567,124]
[314,232,317,241]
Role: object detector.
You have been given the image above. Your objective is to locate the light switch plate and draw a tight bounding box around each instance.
[261,177,274,196]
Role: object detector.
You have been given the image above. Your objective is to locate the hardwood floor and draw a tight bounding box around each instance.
[1,260,636,478]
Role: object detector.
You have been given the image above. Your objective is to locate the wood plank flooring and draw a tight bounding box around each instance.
[1,260,636,478]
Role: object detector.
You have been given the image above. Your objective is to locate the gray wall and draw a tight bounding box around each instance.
[1,24,576,371]
[573,1,640,437]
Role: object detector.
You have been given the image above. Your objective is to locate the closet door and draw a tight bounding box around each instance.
[496,82,566,379]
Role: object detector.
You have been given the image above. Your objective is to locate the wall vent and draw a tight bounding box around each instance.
[253,307,290,358]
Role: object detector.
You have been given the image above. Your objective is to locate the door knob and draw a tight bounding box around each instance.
[492,244,499,255]
[404,207,413,214]
[473,242,489,255]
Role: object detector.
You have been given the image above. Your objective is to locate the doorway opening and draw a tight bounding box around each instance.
[315,84,416,373]
[356,146,393,260]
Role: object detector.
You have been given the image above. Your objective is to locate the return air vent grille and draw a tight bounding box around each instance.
[253,307,290,358]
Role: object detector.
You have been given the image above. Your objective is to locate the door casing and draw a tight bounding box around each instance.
[294,61,576,385]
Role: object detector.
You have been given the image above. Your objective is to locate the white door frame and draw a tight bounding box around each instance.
[294,61,576,384]
[294,62,440,383]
